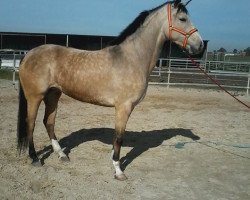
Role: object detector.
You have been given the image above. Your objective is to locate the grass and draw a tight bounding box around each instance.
[0,69,19,80]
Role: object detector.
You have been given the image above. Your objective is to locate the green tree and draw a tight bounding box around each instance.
[244,47,250,56]
[218,47,227,53]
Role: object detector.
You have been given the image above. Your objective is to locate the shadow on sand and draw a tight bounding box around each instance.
[38,128,200,170]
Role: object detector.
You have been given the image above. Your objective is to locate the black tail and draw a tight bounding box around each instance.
[17,82,28,154]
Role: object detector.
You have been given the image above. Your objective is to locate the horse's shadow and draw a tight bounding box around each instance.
[38,128,200,170]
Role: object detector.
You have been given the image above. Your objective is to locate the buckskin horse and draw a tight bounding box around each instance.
[18,0,203,180]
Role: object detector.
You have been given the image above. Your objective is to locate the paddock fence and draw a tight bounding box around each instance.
[0,49,250,95]
[150,58,250,95]
[0,49,27,86]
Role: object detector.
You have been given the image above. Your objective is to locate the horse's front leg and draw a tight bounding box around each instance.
[112,103,133,181]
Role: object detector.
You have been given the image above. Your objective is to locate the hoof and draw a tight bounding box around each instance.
[59,155,70,162]
[31,160,42,167]
[114,173,127,181]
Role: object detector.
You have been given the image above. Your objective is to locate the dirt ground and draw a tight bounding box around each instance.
[0,79,250,200]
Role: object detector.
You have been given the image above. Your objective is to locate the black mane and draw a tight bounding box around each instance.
[109,11,150,45]
[110,1,188,45]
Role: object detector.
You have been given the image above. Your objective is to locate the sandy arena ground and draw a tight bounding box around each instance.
[0,79,250,200]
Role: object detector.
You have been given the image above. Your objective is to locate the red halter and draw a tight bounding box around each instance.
[167,3,198,48]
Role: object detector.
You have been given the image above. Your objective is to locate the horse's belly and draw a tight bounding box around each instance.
[61,85,115,107]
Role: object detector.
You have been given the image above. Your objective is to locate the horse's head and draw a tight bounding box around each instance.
[165,0,204,55]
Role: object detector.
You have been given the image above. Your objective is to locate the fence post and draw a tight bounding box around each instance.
[247,69,250,95]
[12,53,16,87]
[167,59,171,88]
[247,77,249,95]
[159,59,162,77]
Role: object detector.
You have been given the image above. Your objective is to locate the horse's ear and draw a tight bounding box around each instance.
[174,0,181,7]
[185,0,192,6]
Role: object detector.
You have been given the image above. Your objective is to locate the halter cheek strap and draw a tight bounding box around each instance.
[167,4,198,48]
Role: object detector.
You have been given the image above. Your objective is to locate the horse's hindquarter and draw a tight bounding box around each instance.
[19,45,61,97]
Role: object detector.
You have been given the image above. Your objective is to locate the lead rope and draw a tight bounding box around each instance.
[187,55,250,110]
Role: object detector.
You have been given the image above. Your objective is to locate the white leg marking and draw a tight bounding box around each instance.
[112,160,123,176]
[51,139,66,158]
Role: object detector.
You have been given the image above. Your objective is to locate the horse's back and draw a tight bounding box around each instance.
[21,44,80,68]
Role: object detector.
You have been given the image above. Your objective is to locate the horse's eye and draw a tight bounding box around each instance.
[179,18,187,22]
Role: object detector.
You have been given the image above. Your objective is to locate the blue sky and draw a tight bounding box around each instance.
[0,0,250,52]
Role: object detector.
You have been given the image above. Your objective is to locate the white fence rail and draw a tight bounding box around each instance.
[151,58,250,95]
[0,50,27,69]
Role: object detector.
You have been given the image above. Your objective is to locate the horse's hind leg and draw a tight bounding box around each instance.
[43,88,69,161]
[112,103,134,181]
[27,96,43,166]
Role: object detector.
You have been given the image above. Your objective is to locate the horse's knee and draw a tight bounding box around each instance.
[114,136,123,146]
[112,136,123,160]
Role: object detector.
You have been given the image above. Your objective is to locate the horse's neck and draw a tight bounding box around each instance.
[120,10,166,76]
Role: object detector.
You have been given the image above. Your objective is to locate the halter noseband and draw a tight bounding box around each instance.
[167,3,198,48]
